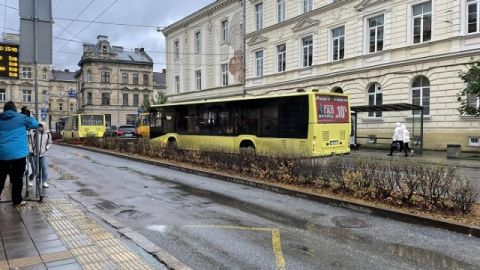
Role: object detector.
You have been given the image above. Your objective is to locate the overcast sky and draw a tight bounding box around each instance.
[1,0,215,71]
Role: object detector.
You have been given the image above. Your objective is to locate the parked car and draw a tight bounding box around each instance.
[116,125,139,138]
[104,125,118,138]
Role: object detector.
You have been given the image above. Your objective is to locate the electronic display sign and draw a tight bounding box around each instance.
[0,43,19,79]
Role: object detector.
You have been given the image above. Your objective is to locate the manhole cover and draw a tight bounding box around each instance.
[95,200,119,210]
[331,216,368,228]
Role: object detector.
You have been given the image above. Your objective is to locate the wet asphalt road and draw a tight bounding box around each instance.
[48,145,480,270]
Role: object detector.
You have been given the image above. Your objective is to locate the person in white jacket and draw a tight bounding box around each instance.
[29,122,52,188]
[388,122,404,156]
[401,124,412,156]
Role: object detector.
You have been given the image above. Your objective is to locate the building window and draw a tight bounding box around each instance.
[123,93,129,106]
[467,94,480,110]
[87,92,92,105]
[303,0,313,13]
[332,26,345,61]
[105,114,112,127]
[101,93,110,105]
[412,76,430,115]
[143,94,149,105]
[222,20,229,43]
[42,68,48,80]
[174,40,179,60]
[368,15,384,53]
[143,74,149,86]
[302,36,313,67]
[0,89,6,102]
[255,50,264,77]
[255,3,264,31]
[133,73,139,85]
[21,67,32,79]
[278,0,285,23]
[101,71,110,83]
[122,73,128,84]
[86,70,92,82]
[195,70,202,90]
[175,76,180,93]
[195,31,201,53]
[22,90,32,102]
[412,1,432,44]
[368,83,383,117]
[468,0,479,33]
[42,90,48,103]
[277,44,286,72]
[133,94,139,107]
[221,64,229,86]
[59,103,63,111]
[332,87,344,93]
[69,103,74,112]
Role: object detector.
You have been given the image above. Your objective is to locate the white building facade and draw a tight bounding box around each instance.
[162,0,244,102]
[244,0,480,150]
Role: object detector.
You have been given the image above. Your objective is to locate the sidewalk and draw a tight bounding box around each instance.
[350,148,480,169]
[0,185,160,270]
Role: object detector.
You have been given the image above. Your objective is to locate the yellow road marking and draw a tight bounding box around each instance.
[184,225,286,270]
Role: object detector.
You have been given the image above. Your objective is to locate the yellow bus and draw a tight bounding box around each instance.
[149,91,351,157]
[136,113,150,139]
[62,114,106,139]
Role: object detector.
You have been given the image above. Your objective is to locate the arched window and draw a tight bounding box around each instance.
[331,87,343,93]
[411,76,430,115]
[368,83,382,117]
[86,70,92,82]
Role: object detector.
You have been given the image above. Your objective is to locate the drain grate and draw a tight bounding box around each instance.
[331,216,368,228]
[95,200,119,210]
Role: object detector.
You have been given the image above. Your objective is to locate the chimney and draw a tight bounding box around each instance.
[64,69,69,72]
[140,48,144,53]
[97,35,108,41]
[162,69,166,74]
[134,48,140,53]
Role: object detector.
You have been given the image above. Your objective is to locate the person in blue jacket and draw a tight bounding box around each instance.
[0,101,38,206]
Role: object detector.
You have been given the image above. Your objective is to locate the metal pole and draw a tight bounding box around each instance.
[242,0,246,97]
[420,107,424,155]
[33,0,41,198]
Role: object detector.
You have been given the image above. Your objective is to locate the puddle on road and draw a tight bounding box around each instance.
[95,200,120,210]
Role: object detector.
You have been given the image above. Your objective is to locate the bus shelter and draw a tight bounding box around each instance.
[350,103,425,155]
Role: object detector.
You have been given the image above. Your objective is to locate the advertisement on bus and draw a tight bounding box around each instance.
[316,95,349,123]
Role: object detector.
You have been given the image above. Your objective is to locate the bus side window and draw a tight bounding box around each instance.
[73,116,78,131]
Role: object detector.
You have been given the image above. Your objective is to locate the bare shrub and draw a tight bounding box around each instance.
[418,164,456,209]
[451,178,479,213]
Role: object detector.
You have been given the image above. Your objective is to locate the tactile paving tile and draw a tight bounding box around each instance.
[96,238,125,248]
[100,245,131,256]
[70,246,100,257]
[75,252,109,265]
[82,260,118,270]
[108,252,141,263]
[118,260,156,270]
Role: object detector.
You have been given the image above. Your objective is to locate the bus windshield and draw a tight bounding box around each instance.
[81,115,104,126]
[316,95,349,123]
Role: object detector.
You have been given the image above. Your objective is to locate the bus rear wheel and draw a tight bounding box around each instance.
[167,138,177,150]
[240,141,255,154]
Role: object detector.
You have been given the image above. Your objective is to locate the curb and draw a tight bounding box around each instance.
[58,142,480,238]
[67,194,193,270]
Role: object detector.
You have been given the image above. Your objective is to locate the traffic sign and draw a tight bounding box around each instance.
[40,108,47,114]
[68,90,76,98]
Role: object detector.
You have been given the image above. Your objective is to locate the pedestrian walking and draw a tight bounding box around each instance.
[0,102,38,206]
[401,124,412,157]
[29,122,52,188]
[388,122,404,156]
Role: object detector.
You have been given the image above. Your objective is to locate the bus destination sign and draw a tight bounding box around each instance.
[316,95,349,123]
[0,43,19,79]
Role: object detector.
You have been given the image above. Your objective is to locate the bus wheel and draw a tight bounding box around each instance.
[167,138,177,150]
[240,141,255,154]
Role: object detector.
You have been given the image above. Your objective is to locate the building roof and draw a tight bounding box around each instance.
[162,0,240,36]
[51,69,76,82]
[78,36,153,66]
[153,72,166,88]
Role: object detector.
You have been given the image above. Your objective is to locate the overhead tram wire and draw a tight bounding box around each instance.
[54,0,96,43]
[56,0,120,52]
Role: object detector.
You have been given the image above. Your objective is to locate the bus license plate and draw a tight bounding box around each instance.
[125,134,132,137]
[330,140,339,145]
